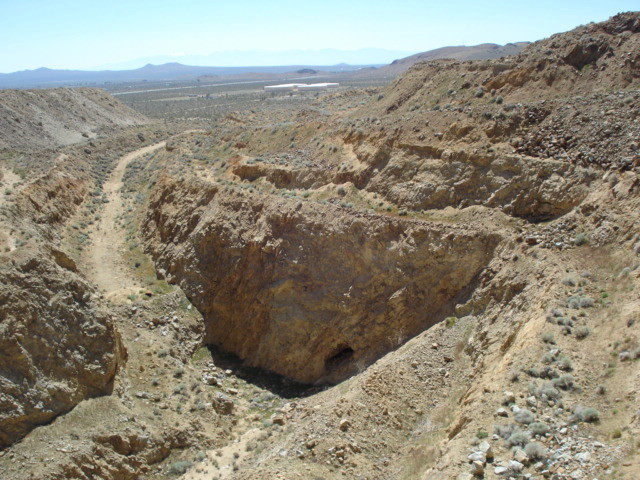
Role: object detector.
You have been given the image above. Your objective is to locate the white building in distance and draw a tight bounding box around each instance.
[264,83,339,92]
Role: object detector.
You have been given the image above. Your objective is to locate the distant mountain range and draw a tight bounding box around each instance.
[0,62,379,89]
[92,48,415,71]
[0,43,529,89]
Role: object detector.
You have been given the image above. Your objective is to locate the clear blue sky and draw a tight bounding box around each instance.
[1,0,638,73]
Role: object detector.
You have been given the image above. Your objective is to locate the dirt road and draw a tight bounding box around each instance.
[86,141,165,297]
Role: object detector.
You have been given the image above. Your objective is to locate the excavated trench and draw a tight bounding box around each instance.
[142,176,502,384]
[140,132,601,385]
[232,137,597,223]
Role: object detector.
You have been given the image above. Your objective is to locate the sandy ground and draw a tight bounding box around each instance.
[85,141,165,298]
[0,169,22,209]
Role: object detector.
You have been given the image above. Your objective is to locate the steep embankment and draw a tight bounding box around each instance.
[0,87,148,150]
[0,89,155,448]
[144,176,501,384]
[0,246,122,447]
[1,11,640,480]
[134,12,640,480]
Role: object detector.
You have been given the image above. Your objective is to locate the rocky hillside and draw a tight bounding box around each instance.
[0,11,639,480]
[376,43,529,77]
[0,88,148,150]
[134,12,640,479]
[0,100,168,454]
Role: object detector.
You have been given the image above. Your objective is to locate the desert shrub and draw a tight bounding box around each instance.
[578,297,594,308]
[549,308,564,317]
[542,353,555,364]
[172,383,186,395]
[557,355,573,371]
[567,295,594,309]
[562,276,577,286]
[537,382,561,401]
[541,332,556,344]
[573,233,589,246]
[514,409,535,424]
[539,366,559,380]
[524,441,548,460]
[168,461,193,476]
[508,369,520,383]
[557,317,573,327]
[529,422,550,436]
[525,367,541,378]
[553,374,575,390]
[494,423,518,440]
[618,267,631,278]
[506,430,532,447]
[574,326,592,339]
[444,317,458,328]
[572,406,600,423]
[567,296,580,309]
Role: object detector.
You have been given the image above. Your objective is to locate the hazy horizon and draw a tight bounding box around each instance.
[1,0,638,74]
[87,48,418,72]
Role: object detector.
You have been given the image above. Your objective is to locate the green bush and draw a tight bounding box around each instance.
[168,461,193,476]
[444,317,458,328]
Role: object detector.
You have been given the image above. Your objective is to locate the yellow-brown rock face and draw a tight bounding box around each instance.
[143,177,500,384]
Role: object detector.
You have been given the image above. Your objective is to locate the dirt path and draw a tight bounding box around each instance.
[85,141,165,298]
[0,169,22,210]
[184,426,265,479]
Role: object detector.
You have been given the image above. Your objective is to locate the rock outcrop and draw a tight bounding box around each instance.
[358,146,596,221]
[143,177,501,384]
[0,247,123,448]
